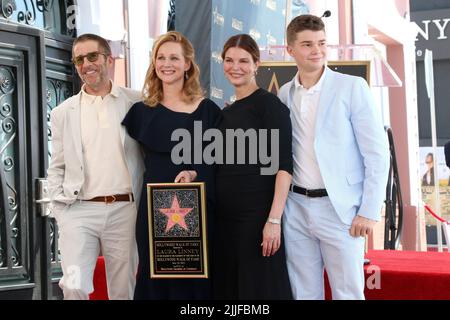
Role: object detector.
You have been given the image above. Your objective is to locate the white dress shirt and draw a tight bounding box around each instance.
[291,68,327,189]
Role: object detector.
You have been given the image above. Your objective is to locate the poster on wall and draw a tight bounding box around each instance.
[256,60,371,94]
[419,147,450,225]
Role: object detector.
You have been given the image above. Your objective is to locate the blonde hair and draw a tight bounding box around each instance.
[143,31,204,107]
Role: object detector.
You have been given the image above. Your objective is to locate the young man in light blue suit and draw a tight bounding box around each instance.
[278,15,390,300]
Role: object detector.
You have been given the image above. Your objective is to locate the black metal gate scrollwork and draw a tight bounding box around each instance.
[1,0,16,19]
[0,66,14,269]
[46,79,71,157]
[0,0,75,36]
[0,0,76,299]
[0,65,21,272]
[18,0,36,25]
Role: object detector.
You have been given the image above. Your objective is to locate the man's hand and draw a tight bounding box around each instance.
[350,215,377,237]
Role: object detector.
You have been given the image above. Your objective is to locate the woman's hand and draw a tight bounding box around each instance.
[174,170,197,183]
[261,219,281,257]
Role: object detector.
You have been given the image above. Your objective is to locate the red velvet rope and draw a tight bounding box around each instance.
[424,203,450,225]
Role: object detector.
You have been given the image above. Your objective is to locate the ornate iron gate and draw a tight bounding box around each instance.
[0,0,76,299]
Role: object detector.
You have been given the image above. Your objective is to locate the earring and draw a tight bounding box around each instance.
[185,71,189,80]
[254,69,258,76]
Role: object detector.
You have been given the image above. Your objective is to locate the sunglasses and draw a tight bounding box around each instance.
[72,51,108,66]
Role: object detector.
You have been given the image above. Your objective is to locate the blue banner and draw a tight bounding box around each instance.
[210,0,289,106]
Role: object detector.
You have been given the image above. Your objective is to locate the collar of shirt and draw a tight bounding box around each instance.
[81,80,120,103]
[293,66,327,94]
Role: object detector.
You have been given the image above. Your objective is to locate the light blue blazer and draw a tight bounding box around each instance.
[279,68,390,225]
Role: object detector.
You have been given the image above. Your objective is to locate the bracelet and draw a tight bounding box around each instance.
[267,217,281,225]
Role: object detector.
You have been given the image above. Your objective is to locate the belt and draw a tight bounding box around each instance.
[85,194,134,203]
[290,185,328,198]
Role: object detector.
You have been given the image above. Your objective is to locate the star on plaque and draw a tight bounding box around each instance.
[147,183,207,278]
[158,195,193,233]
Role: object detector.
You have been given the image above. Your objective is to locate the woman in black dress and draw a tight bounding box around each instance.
[122,31,221,299]
[213,34,293,299]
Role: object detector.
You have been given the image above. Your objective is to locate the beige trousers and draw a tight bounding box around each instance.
[55,200,138,300]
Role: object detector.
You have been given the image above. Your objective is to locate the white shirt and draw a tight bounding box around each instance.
[291,68,327,189]
[79,83,132,199]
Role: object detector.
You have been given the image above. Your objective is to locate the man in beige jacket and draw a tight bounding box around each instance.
[47,33,144,300]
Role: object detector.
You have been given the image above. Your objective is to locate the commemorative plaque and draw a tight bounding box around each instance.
[147,182,208,278]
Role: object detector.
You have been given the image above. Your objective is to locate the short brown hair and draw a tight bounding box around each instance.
[72,33,112,57]
[221,34,260,63]
[143,31,203,107]
[286,14,325,45]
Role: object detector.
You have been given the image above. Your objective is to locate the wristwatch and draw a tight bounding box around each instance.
[267,217,281,225]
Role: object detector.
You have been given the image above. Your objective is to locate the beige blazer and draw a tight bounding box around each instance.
[47,84,144,216]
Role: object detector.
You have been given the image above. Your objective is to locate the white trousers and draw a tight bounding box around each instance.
[55,201,138,300]
[283,192,365,300]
